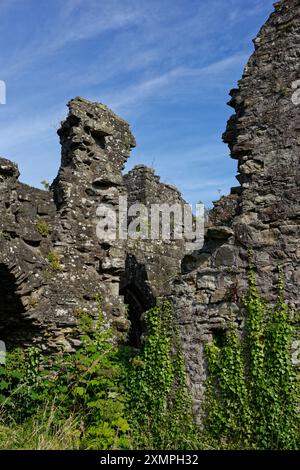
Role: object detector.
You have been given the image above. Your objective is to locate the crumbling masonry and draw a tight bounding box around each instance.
[0,0,299,414]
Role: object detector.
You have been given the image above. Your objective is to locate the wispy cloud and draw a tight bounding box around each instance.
[2,1,144,78]
[52,2,142,48]
[104,53,247,111]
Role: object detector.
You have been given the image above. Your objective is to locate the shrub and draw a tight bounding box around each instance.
[0,310,130,450]
[41,180,50,191]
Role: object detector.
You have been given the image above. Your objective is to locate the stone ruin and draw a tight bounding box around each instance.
[0,98,187,351]
[0,0,299,416]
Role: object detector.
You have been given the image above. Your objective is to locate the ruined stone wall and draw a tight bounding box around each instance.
[0,96,190,352]
[0,97,136,350]
[0,159,56,348]
[123,165,187,301]
[121,165,189,345]
[0,95,188,352]
[171,0,300,415]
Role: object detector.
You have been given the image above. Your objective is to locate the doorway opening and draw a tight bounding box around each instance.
[0,264,36,350]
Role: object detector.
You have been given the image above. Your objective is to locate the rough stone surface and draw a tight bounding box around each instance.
[0,0,299,417]
[122,165,189,345]
[0,98,188,352]
[0,97,136,350]
[171,0,300,415]
[123,165,188,300]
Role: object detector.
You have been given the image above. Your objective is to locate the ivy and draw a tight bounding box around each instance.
[205,268,299,449]
[124,301,199,449]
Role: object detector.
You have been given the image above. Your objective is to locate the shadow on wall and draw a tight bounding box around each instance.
[0,264,38,350]
[120,254,156,348]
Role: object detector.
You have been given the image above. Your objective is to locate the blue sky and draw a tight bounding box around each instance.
[0,0,275,207]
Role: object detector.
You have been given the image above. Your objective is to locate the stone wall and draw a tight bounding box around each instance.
[171,0,300,415]
[123,165,187,301]
[122,165,188,345]
[0,97,189,352]
[0,97,136,350]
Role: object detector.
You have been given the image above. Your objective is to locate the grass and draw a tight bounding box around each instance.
[36,222,50,237]
[0,401,80,450]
